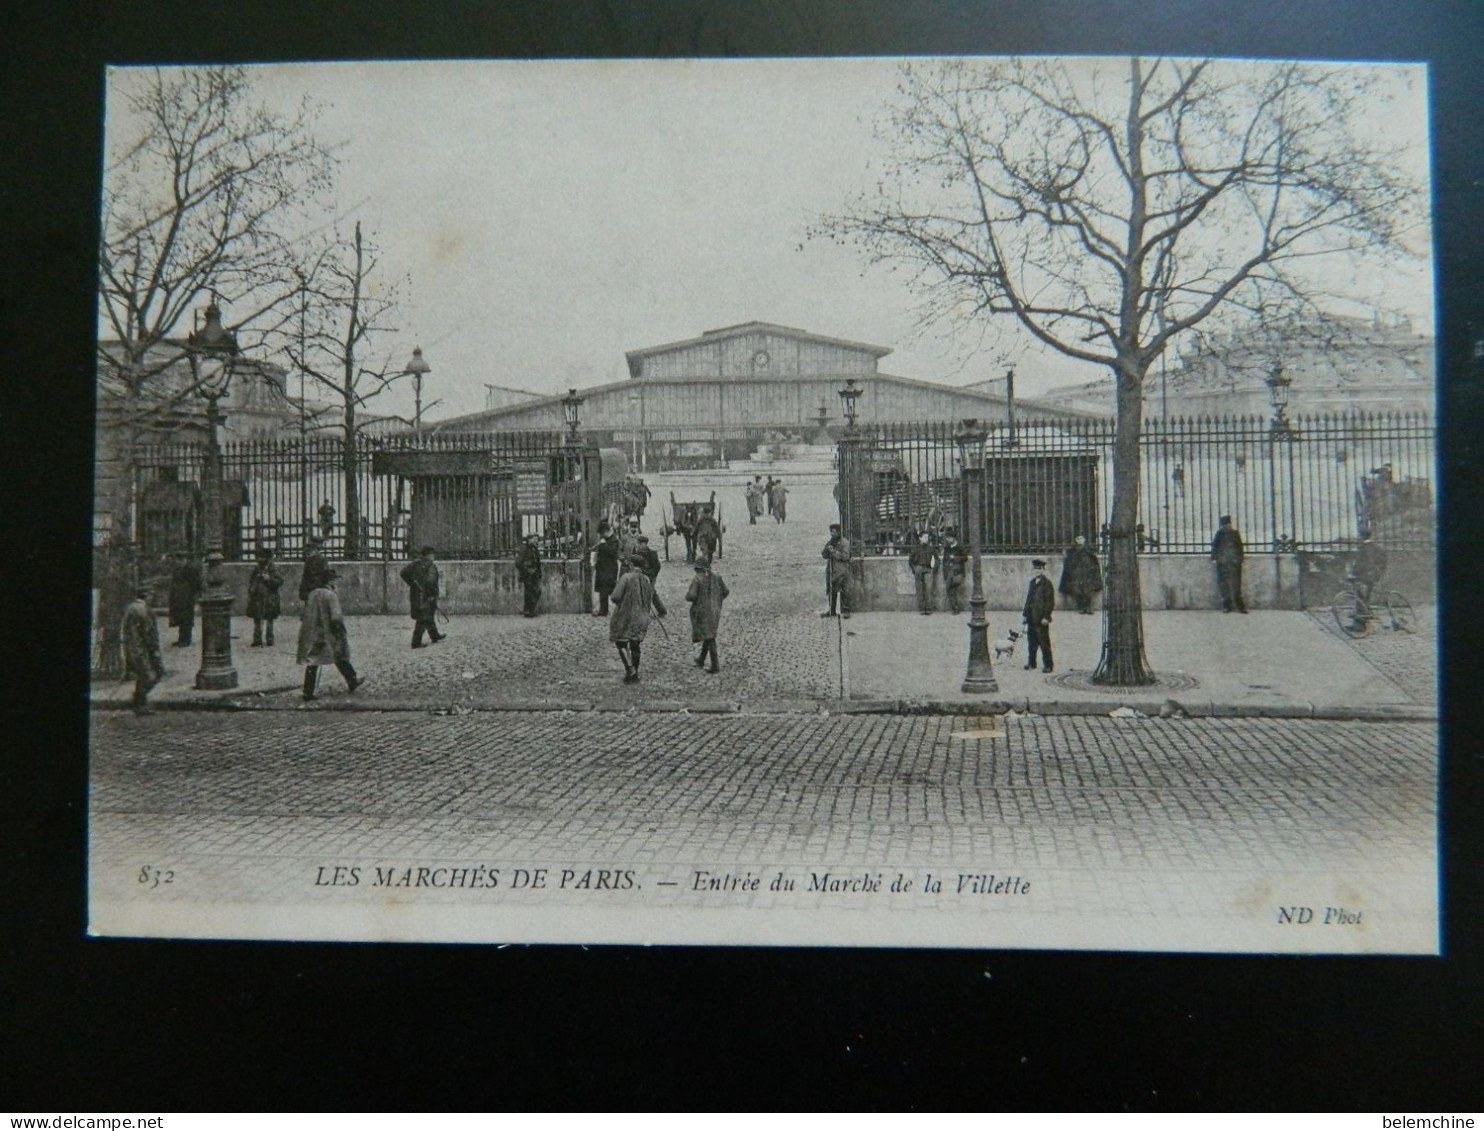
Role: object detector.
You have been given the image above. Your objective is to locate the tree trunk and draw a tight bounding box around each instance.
[1093,360,1157,685]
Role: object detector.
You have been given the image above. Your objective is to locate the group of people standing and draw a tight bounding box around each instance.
[743,476,788,524]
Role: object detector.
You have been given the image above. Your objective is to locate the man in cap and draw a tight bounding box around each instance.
[686,557,729,673]
[515,534,543,618]
[592,521,620,616]
[693,504,721,563]
[1058,534,1102,615]
[940,529,967,614]
[821,523,853,618]
[635,534,662,585]
[1022,559,1055,673]
[297,568,363,700]
[1210,515,1248,613]
[610,553,665,683]
[247,548,284,646]
[400,545,446,648]
[908,531,938,615]
[120,583,164,716]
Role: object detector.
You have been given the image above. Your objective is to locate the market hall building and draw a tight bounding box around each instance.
[429,321,1079,466]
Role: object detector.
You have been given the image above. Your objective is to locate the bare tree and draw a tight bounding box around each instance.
[94,65,334,672]
[286,221,413,560]
[817,57,1424,684]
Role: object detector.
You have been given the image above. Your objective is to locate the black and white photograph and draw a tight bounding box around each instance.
[84,53,1440,953]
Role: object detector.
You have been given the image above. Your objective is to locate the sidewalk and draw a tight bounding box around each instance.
[90,607,1435,720]
[844,607,1435,720]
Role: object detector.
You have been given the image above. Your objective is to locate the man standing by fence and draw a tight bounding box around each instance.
[247,549,283,646]
[822,523,853,619]
[940,529,967,614]
[401,546,447,647]
[515,534,543,618]
[908,532,938,615]
[299,536,330,603]
[1023,559,1055,673]
[1058,534,1102,615]
[1211,516,1249,614]
[167,550,201,647]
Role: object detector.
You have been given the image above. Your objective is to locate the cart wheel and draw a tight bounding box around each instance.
[1332,589,1367,637]
[1385,591,1416,634]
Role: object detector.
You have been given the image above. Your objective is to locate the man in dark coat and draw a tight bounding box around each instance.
[1058,534,1102,614]
[247,549,284,645]
[694,505,721,562]
[1210,515,1248,613]
[940,530,967,614]
[515,535,543,618]
[400,546,446,647]
[298,536,331,603]
[121,584,164,715]
[908,532,938,615]
[1022,559,1056,673]
[772,481,788,524]
[593,521,620,616]
[821,523,853,618]
[686,559,729,673]
[610,555,666,683]
[167,551,202,646]
[317,499,336,542]
[635,534,662,585]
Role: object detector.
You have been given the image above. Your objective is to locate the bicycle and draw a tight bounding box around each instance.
[1331,573,1416,637]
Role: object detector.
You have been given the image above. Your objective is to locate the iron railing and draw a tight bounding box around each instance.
[840,412,1435,555]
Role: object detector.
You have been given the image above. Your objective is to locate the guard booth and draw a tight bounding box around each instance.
[138,477,250,559]
[974,452,1099,551]
[372,443,607,559]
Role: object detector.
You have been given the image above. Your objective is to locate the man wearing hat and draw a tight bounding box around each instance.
[298,536,330,603]
[592,521,620,616]
[635,534,662,586]
[694,504,721,563]
[609,554,666,683]
[400,545,446,647]
[297,568,363,700]
[1022,559,1055,673]
[515,534,543,618]
[1210,515,1248,613]
[908,531,938,615]
[821,523,853,618]
[166,550,202,647]
[247,548,284,646]
[687,557,729,673]
[940,529,967,614]
[120,583,164,716]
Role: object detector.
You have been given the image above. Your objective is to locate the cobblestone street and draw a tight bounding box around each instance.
[89,708,1438,951]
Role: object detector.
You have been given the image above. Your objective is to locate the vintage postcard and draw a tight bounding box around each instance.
[88,57,1437,951]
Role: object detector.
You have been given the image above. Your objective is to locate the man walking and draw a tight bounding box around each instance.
[247,549,283,646]
[515,534,543,618]
[297,569,363,700]
[694,504,721,563]
[593,521,620,616]
[686,558,729,674]
[167,550,201,647]
[940,530,967,614]
[120,584,164,716]
[821,523,853,618]
[908,532,938,615]
[298,536,331,603]
[1058,534,1102,615]
[1210,515,1248,613]
[610,555,666,684]
[1023,558,1055,673]
[400,545,446,648]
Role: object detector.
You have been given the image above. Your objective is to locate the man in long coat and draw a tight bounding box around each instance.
[247,549,284,645]
[940,531,967,614]
[821,523,853,618]
[1023,558,1056,673]
[297,570,362,700]
[120,584,164,715]
[167,551,202,647]
[1058,534,1102,615]
[298,537,330,603]
[772,481,788,524]
[908,532,938,615]
[686,559,729,674]
[400,546,446,647]
[694,505,721,562]
[1210,515,1248,613]
[515,534,543,618]
[592,521,620,616]
[610,556,666,683]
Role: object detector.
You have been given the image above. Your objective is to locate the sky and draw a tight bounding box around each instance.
[104,58,1434,423]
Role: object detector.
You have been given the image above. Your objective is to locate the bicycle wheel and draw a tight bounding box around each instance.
[1385,592,1417,634]
[1332,589,1367,637]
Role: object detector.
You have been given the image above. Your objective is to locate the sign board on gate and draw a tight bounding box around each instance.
[514,458,548,514]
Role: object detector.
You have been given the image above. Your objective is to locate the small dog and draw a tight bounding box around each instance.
[993,628,1023,661]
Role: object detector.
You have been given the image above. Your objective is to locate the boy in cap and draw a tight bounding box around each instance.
[686,557,729,674]
[1022,559,1055,673]
[120,584,164,716]
[515,534,543,618]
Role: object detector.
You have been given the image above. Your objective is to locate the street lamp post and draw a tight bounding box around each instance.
[1266,363,1301,558]
[629,391,641,470]
[836,377,865,541]
[187,298,240,691]
[956,418,999,694]
[404,346,432,432]
[1003,364,1017,448]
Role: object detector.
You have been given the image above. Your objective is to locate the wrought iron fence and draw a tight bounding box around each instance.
[129,429,577,561]
[840,412,1435,555]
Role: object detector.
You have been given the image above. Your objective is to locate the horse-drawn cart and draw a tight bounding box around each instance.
[658,490,725,562]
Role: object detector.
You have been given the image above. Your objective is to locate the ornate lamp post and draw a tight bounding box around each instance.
[1266,364,1293,437]
[187,299,240,691]
[835,377,868,546]
[629,390,641,469]
[955,418,999,694]
[1266,363,1300,554]
[560,387,585,442]
[404,346,432,431]
[837,377,861,435]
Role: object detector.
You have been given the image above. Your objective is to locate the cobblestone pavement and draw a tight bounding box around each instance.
[89,709,1438,949]
[1306,603,1438,706]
